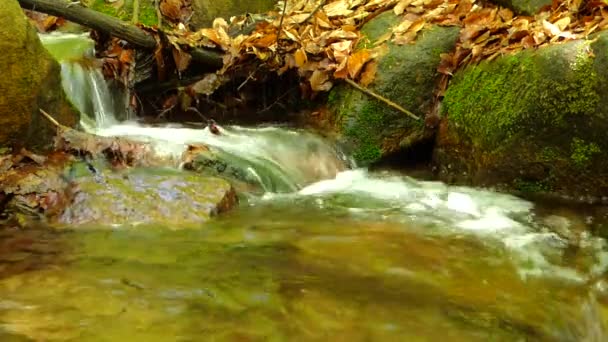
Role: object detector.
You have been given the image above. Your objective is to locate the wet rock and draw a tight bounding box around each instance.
[190,0,276,29]
[60,168,237,227]
[182,145,297,193]
[0,0,79,151]
[327,11,459,165]
[436,31,608,203]
[489,0,551,15]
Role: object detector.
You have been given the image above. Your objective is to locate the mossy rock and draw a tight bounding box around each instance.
[328,11,459,165]
[190,0,276,29]
[0,0,79,151]
[60,167,237,227]
[86,0,160,26]
[489,0,551,15]
[436,32,608,202]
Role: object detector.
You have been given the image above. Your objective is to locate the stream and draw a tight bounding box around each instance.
[0,33,606,341]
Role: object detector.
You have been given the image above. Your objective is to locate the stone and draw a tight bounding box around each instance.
[59,168,237,227]
[490,0,551,15]
[436,31,608,203]
[190,0,276,29]
[327,11,459,165]
[0,0,79,151]
[86,0,160,26]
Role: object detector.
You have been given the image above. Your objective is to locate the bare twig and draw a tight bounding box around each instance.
[304,0,327,23]
[39,109,62,128]
[344,79,420,120]
[276,0,288,44]
[132,0,140,24]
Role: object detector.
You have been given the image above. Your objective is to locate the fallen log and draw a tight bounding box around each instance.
[19,0,157,49]
[18,0,223,67]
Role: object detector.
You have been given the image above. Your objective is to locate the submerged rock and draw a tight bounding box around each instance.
[328,11,459,165]
[436,31,608,203]
[60,168,237,227]
[0,0,79,150]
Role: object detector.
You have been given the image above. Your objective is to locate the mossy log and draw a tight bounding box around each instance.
[18,0,223,67]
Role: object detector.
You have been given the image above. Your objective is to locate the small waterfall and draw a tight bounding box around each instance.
[40,33,123,128]
[60,62,119,128]
[94,124,350,192]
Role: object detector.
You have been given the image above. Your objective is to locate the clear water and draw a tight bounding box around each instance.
[3,32,603,341]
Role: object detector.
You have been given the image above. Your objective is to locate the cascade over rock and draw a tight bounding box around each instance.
[436,31,608,202]
[327,11,459,165]
[0,0,79,151]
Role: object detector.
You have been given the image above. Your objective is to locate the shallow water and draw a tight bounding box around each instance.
[12,31,606,341]
[1,168,608,341]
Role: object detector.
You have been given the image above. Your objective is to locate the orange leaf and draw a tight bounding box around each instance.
[294,48,308,68]
[252,33,278,48]
[347,49,371,79]
[119,49,133,64]
[359,60,378,87]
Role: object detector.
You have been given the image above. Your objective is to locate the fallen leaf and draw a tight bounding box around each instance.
[359,60,378,87]
[192,74,224,95]
[310,69,333,91]
[347,49,372,79]
[294,48,308,68]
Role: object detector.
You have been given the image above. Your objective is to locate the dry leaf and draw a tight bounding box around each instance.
[347,49,372,79]
[294,48,308,68]
[192,74,224,95]
[172,48,192,72]
[310,70,333,91]
[394,0,412,15]
[359,60,378,87]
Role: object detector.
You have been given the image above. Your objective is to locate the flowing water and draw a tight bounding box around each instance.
[0,33,606,341]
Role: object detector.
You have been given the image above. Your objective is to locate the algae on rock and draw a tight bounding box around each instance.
[190,0,276,29]
[0,0,79,151]
[489,0,551,15]
[60,167,237,227]
[87,0,160,26]
[328,11,459,165]
[436,32,608,201]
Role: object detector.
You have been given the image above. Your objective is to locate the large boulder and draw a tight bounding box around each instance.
[435,31,608,203]
[327,11,459,165]
[60,167,237,227]
[490,0,551,15]
[0,0,79,151]
[190,0,276,29]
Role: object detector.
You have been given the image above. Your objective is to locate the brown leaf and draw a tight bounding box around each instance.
[160,0,182,22]
[394,0,413,15]
[172,48,192,72]
[359,60,378,87]
[294,48,308,68]
[191,74,224,95]
[347,49,372,79]
[310,70,333,92]
[119,49,134,64]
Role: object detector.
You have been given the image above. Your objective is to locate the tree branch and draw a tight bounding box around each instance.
[344,78,420,120]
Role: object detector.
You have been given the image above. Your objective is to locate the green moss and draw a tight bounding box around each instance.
[89,0,159,26]
[343,99,386,165]
[513,179,552,193]
[537,147,560,162]
[570,137,601,168]
[443,41,599,150]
